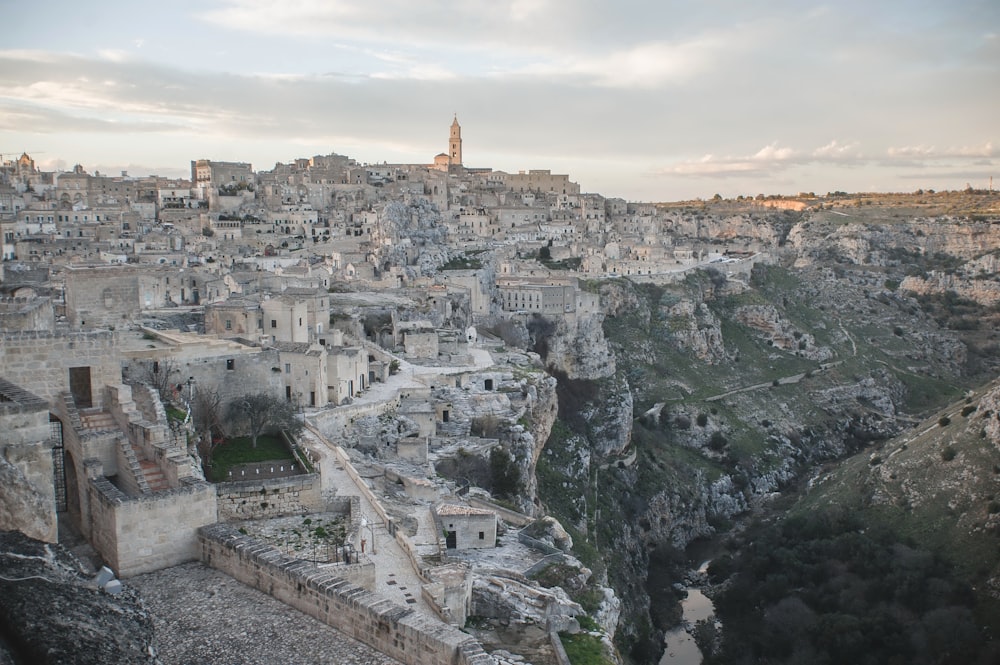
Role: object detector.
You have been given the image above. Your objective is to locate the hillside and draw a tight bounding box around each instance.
[526,202,1000,662]
[696,380,1000,664]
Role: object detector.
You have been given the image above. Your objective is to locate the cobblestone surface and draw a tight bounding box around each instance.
[130,561,402,665]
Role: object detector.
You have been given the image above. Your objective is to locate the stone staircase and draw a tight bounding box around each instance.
[137,454,170,493]
[79,408,116,432]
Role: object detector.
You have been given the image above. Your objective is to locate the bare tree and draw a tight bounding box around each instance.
[192,385,225,466]
[225,392,302,448]
[136,359,180,403]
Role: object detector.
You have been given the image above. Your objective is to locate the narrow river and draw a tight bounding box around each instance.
[659,561,716,665]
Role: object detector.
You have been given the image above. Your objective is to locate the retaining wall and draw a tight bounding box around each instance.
[199,524,495,665]
[216,473,323,521]
[89,476,218,577]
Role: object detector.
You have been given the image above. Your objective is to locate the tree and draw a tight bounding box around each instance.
[192,385,225,466]
[137,358,180,404]
[225,392,302,448]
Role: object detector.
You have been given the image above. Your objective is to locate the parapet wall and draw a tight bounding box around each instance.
[0,330,121,405]
[89,476,218,577]
[199,524,496,665]
[216,473,323,521]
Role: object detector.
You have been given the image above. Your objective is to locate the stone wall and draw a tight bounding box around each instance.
[122,346,283,406]
[199,524,496,665]
[0,330,121,407]
[89,477,218,577]
[0,296,54,331]
[64,265,142,328]
[216,473,323,521]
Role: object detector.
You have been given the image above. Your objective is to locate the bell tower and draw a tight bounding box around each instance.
[449,115,463,166]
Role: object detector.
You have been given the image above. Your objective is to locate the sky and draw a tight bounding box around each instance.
[1,0,997,202]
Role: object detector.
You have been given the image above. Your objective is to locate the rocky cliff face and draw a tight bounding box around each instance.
[0,457,53,542]
[532,212,1000,660]
[0,530,156,665]
[378,199,451,277]
[539,310,615,380]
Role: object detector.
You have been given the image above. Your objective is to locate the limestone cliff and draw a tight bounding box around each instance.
[0,531,155,665]
[535,242,992,661]
[0,457,53,542]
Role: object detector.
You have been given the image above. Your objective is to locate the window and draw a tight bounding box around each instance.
[285,363,291,373]
[226,359,235,370]
[478,531,485,540]
[271,319,277,328]
[225,319,232,330]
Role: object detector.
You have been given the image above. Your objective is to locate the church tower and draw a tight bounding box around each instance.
[449,115,463,166]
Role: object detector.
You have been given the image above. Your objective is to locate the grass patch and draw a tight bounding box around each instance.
[208,434,293,481]
[559,631,612,665]
[166,406,186,422]
[440,254,483,270]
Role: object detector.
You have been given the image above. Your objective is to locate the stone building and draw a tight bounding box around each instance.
[497,277,576,315]
[433,503,497,550]
[274,341,329,408]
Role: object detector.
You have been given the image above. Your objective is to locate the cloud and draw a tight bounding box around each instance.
[520,38,720,88]
[661,142,800,177]
[662,138,997,179]
[812,140,863,161]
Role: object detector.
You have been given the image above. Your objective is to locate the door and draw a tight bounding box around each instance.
[445,531,457,549]
[69,367,92,408]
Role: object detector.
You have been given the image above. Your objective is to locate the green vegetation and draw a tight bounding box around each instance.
[541,256,583,271]
[559,631,613,665]
[440,253,483,270]
[166,406,186,422]
[207,434,292,482]
[706,509,996,664]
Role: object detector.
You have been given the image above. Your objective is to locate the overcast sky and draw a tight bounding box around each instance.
[1,0,997,201]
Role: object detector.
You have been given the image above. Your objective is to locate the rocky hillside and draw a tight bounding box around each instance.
[797,377,1000,604]
[527,203,1000,662]
[0,531,156,664]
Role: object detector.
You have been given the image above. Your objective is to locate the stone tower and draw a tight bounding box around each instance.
[449,116,463,166]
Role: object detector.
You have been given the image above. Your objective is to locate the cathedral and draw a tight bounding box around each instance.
[431,116,463,173]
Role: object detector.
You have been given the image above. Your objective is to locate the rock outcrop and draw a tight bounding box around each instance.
[0,530,156,665]
[0,457,52,542]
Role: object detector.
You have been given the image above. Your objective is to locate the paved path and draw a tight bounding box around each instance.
[131,562,403,665]
[299,425,435,616]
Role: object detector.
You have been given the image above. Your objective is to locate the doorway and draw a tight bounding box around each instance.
[69,367,92,408]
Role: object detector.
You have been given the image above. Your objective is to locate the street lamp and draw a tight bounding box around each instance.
[360,516,377,555]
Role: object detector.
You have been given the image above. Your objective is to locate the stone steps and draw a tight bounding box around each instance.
[139,459,170,492]
[79,409,116,431]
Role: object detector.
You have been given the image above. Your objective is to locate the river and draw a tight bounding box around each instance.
[659,561,716,665]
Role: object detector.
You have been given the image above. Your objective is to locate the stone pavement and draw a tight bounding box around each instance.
[299,425,436,616]
[130,561,403,665]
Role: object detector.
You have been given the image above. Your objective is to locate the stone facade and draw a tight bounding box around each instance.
[216,474,323,522]
[89,477,218,577]
[64,265,142,328]
[0,296,54,331]
[434,503,497,550]
[0,330,120,407]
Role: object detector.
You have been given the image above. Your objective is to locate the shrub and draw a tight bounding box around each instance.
[941,446,957,461]
[938,416,951,427]
[696,413,709,427]
[961,405,977,417]
[708,431,728,451]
